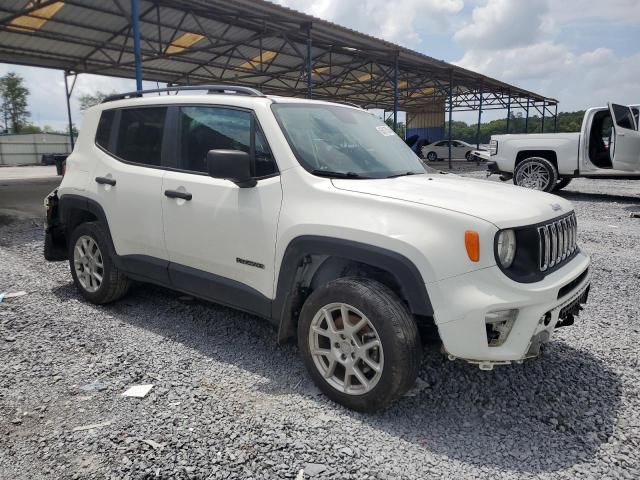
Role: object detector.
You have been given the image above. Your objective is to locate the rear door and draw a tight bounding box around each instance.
[91,106,169,281]
[609,103,640,171]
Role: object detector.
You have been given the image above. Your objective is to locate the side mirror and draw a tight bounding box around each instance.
[205,150,256,188]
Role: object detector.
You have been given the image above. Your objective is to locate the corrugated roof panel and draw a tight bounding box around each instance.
[0,0,556,109]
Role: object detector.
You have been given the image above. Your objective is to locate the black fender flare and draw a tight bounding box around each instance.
[58,194,170,284]
[273,236,433,342]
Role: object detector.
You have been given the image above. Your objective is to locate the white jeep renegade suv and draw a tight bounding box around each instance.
[44,85,591,411]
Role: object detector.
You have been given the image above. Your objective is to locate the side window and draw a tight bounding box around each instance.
[95,109,115,150]
[178,106,277,177]
[115,107,167,166]
[612,104,636,130]
[436,141,448,147]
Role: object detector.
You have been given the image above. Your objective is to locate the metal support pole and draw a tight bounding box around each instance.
[475,84,484,149]
[131,0,143,91]
[393,53,399,131]
[554,103,558,133]
[63,71,76,150]
[525,98,530,133]
[506,91,511,134]
[448,69,453,170]
[305,23,312,98]
[541,100,546,133]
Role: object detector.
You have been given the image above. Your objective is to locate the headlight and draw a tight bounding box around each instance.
[489,139,498,155]
[496,229,516,268]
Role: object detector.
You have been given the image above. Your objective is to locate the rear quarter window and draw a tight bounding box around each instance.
[95,109,115,150]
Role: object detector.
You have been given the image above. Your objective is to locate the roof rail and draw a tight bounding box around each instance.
[102,85,265,103]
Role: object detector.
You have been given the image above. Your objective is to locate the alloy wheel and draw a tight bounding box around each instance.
[516,161,551,190]
[308,302,384,395]
[73,235,104,293]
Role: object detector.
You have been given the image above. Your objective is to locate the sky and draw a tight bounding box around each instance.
[0,0,638,131]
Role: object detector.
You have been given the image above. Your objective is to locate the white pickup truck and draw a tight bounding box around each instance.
[486,103,640,192]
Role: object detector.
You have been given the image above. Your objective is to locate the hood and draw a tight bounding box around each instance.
[331,173,573,229]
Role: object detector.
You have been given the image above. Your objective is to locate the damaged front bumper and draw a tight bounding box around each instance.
[427,252,591,369]
[44,189,67,261]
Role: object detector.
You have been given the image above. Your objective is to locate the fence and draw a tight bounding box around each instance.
[0,134,72,166]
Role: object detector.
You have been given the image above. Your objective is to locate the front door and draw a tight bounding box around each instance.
[161,105,282,313]
[609,103,640,171]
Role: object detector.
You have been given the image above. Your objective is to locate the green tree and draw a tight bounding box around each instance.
[20,124,43,134]
[384,117,406,139]
[79,91,112,110]
[444,110,587,144]
[0,72,30,133]
[66,123,78,138]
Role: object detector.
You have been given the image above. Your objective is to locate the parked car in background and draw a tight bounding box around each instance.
[44,86,591,411]
[422,140,485,162]
[487,103,640,192]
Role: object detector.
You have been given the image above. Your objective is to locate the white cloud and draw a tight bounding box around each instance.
[454,0,550,50]
[453,0,640,113]
[549,0,640,24]
[274,0,464,48]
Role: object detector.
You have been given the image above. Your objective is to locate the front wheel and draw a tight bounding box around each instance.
[298,277,421,412]
[465,151,472,161]
[426,151,438,162]
[513,157,558,192]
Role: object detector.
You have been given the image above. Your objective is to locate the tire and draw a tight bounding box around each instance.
[554,177,572,191]
[465,151,472,161]
[426,151,438,162]
[68,222,130,304]
[513,157,558,192]
[298,277,421,412]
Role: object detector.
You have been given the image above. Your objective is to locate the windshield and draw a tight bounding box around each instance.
[272,103,431,178]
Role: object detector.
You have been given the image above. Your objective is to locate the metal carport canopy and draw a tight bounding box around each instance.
[0,0,557,115]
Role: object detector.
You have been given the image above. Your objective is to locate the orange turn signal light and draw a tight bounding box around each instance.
[465,230,480,262]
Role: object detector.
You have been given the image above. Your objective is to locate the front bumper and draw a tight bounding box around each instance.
[427,251,591,366]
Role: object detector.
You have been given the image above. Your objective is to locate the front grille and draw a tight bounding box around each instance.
[537,213,578,272]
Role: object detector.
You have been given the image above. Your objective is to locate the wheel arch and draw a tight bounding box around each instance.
[273,236,433,343]
[515,150,558,171]
[58,194,118,261]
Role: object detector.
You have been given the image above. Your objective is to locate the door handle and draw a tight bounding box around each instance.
[164,189,192,201]
[95,176,116,186]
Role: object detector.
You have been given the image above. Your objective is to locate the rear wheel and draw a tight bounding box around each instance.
[513,157,558,192]
[426,151,438,162]
[69,222,130,304]
[298,277,421,412]
[554,177,572,191]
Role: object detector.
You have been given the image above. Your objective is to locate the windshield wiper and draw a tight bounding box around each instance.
[310,169,370,179]
[384,171,423,179]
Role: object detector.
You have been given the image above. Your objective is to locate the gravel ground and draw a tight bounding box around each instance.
[1,173,639,479]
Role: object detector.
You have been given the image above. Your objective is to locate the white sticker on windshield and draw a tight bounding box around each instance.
[376,125,396,137]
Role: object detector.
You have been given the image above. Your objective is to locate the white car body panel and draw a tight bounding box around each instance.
[161,172,283,298]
